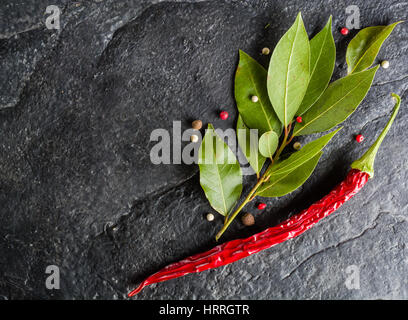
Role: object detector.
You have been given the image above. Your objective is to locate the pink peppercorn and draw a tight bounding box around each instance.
[340,27,349,35]
[257,203,266,210]
[220,111,229,120]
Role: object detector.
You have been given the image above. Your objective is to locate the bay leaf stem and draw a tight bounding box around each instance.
[216,174,267,241]
[215,123,293,241]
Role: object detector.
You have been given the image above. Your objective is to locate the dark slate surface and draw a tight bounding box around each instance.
[0,0,407,299]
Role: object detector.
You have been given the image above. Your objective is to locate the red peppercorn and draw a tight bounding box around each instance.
[340,27,349,35]
[356,134,364,143]
[296,116,303,123]
[257,203,266,210]
[220,111,229,120]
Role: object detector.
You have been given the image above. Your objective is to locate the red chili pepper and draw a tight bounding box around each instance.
[128,94,400,297]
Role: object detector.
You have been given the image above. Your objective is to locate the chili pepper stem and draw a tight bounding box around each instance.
[351,93,401,177]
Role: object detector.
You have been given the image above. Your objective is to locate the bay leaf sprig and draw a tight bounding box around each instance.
[196,13,400,240]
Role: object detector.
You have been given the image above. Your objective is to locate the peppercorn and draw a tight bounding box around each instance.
[241,213,255,226]
[206,213,214,221]
[257,203,266,210]
[340,27,349,35]
[192,120,202,130]
[220,111,229,120]
[190,134,199,143]
[381,60,390,69]
[251,95,259,103]
[296,116,303,123]
[261,47,270,55]
[293,142,302,150]
[356,134,364,143]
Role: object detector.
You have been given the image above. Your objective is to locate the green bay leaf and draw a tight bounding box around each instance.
[237,115,266,176]
[198,124,243,216]
[293,66,379,136]
[257,151,323,197]
[270,128,340,175]
[267,12,310,126]
[258,130,279,159]
[346,21,401,74]
[297,16,336,115]
[235,50,281,135]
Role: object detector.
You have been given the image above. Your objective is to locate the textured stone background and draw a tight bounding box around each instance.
[0,0,407,300]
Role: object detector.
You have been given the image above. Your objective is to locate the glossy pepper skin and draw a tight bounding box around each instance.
[128,170,368,297]
[128,94,400,297]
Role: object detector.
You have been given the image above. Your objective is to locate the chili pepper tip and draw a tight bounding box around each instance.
[128,281,146,297]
